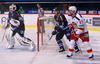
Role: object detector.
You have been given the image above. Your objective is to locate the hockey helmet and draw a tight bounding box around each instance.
[53,7,60,11]
[68,6,77,13]
[9,4,17,12]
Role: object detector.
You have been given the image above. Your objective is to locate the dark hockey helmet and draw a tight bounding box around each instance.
[53,7,60,11]
[37,4,41,6]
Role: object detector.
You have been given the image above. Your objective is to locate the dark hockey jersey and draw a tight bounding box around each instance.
[8,11,23,22]
[54,13,68,30]
[8,11,25,30]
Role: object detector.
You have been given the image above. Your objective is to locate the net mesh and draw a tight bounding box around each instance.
[37,15,68,52]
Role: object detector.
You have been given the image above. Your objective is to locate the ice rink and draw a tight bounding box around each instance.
[0,27,100,64]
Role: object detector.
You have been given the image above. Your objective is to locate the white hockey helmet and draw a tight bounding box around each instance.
[68,6,77,13]
[9,4,17,12]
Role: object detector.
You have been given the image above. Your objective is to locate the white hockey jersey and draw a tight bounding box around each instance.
[67,13,88,34]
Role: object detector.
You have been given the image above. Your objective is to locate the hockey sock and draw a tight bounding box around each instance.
[87,48,93,57]
[84,42,93,57]
[74,42,79,50]
[68,40,75,55]
[57,40,64,50]
[69,48,74,55]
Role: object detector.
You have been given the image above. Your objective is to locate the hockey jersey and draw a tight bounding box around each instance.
[8,11,23,22]
[67,13,88,34]
[8,11,24,30]
[54,13,68,30]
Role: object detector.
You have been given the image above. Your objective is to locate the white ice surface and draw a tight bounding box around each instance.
[0,28,100,64]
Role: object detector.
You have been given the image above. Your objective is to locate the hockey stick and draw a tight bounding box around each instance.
[0,29,6,43]
[76,39,83,54]
[49,35,53,41]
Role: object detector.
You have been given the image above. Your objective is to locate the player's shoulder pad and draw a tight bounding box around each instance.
[67,14,71,20]
[68,14,71,16]
[75,13,83,21]
[15,11,20,15]
[60,13,65,17]
[67,14,71,18]
[59,14,64,21]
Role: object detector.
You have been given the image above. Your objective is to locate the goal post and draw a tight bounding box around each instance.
[37,16,55,51]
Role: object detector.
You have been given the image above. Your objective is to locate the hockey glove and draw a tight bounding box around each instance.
[54,26,63,33]
[74,34,79,41]
[10,19,20,27]
[52,30,57,35]
[68,24,74,31]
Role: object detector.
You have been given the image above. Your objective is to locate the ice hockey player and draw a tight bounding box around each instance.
[52,7,79,53]
[67,6,94,60]
[2,4,35,51]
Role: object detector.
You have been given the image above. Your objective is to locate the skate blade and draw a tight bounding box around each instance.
[67,56,72,59]
[89,58,94,61]
[59,51,66,54]
[66,55,73,59]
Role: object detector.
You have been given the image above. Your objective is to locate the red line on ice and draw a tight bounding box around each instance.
[29,46,42,64]
[29,51,38,64]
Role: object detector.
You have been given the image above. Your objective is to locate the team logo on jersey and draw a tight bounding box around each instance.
[85,34,89,37]
[72,22,77,26]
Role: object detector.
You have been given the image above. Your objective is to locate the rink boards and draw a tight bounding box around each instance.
[0,13,100,27]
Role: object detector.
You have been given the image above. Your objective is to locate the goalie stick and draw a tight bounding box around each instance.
[0,29,6,43]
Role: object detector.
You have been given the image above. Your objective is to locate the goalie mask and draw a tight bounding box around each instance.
[9,4,17,12]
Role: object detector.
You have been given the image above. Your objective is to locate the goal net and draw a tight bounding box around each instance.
[37,15,69,52]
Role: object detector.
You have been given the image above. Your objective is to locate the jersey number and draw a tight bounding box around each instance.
[79,20,83,24]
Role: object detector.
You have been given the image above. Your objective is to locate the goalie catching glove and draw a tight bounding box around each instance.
[9,19,20,27]
[2,19,20,29]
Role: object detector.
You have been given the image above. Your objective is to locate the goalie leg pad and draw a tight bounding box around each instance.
[15,33,35,51]
[24,37,36,51]
[5,28,15,49]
